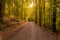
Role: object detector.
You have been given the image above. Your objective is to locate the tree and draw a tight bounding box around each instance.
[52,0,56,32]
[0,0,5,22]
[38,0,42,26]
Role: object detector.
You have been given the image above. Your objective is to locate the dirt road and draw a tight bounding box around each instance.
[11,22,57,40]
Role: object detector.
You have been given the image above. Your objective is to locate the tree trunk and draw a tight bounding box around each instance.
[52,0,56,32]
[0,0,5,22]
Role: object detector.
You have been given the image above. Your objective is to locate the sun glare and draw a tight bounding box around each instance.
[29,2,33,8]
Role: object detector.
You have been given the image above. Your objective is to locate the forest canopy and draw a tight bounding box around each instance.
[0,0,60,32]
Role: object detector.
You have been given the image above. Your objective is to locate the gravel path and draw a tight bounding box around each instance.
[11,22,57,40]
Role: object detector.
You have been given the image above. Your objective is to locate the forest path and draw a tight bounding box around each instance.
[10,22,57,40]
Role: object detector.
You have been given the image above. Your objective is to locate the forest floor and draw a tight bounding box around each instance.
[0,20,60,40]
[0,20,28,40]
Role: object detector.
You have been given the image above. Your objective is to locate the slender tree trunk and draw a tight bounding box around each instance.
[22,0,24,20]
[43,0,45,27]
[35,0,37,23]
[38,0,42,26]
[52,0,56,32]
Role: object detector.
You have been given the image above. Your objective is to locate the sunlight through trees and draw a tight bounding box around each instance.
[0,0,60,33]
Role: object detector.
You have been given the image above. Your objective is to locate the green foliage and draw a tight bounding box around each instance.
[1,0,60,33]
